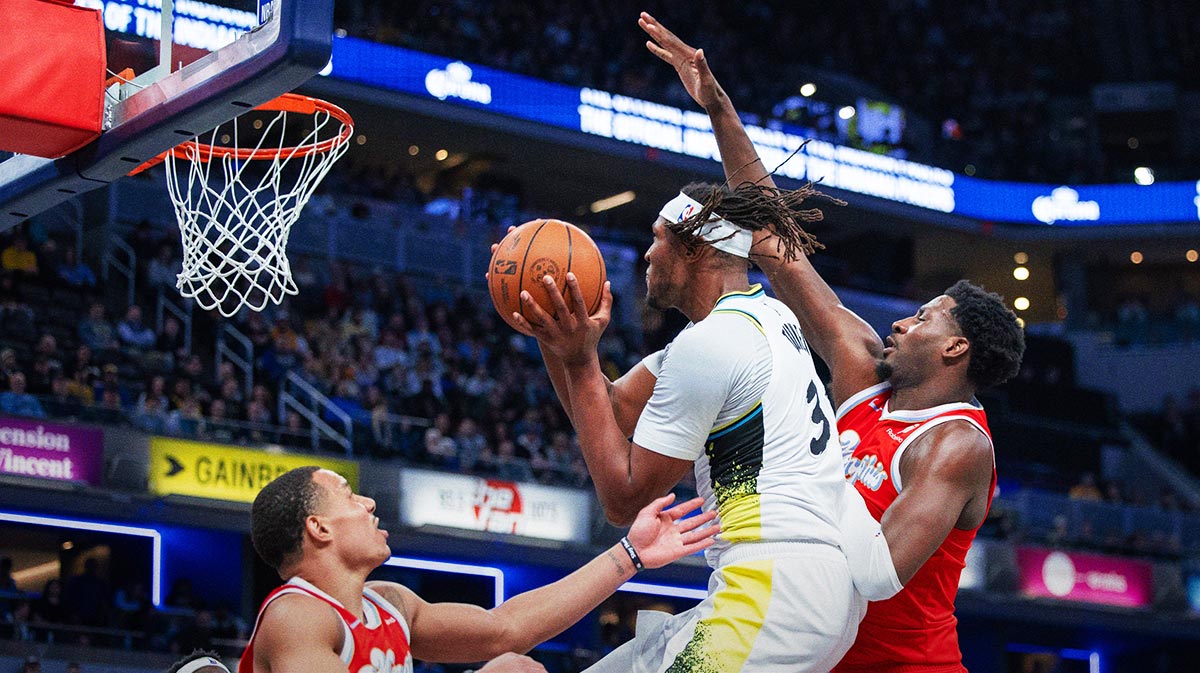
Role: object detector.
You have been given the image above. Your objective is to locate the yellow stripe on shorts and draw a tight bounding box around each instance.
[665,559,773,673]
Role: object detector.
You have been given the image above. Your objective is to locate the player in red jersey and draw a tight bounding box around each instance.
[639,13,1024,672]
[240,466,717,673]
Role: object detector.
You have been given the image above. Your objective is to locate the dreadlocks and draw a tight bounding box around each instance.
[670,181,845,262]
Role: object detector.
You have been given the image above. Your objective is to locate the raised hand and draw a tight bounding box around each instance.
[626,493,719,569]
[639,11,726,110]
[511,272,613,367]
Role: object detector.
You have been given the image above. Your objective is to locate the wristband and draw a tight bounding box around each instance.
[619,536,644,572]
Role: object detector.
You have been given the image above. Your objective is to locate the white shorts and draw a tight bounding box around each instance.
[586,541,866,673]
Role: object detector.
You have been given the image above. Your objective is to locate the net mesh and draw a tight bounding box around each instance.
[165,102,350,317]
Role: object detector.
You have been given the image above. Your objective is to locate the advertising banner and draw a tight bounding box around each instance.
[149,437,358,503]
[0,416,103,485]
[1017,546,1153,608]
[399,469,592,543]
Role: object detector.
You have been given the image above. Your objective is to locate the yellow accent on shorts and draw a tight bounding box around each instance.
[666,559,774,672]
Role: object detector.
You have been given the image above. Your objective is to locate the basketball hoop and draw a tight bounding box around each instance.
[148,93,353,317]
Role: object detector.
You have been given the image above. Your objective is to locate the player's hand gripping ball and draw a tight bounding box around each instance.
[488,219,607,331]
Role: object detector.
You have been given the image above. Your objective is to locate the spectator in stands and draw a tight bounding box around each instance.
[1,234,38,275]
[64,557,110,627]
[455,417,487,472]
[418,415,453,468]
[1068,472,1103,501]
[0,373,45,419]
[203,399,237,444]
[93,387,126,424]
[155,316,188,371]
[1116,296,1150,346]
[173,608,215,654]
[66,345,99,386]
[165,578,195,610]
[490,438,533,482]
[0,276,37,342]
[31,579,67,625]
[45,374,84,418]
[0,348,18,392]
[20,655,40,673]
[78,302,120,352]
[211,601,247,642]
[147,244,178,294]
[25,357,57,398]
[133,375,171,433]
[117,305,157,352]
[93,364,130,408]
[113,579,150,630]
[57,245,96,287]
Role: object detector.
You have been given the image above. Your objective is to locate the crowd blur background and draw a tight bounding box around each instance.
[1,1,1199,672]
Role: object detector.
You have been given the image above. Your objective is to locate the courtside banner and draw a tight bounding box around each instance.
[398,468,592,543]
[149,437,359,503]
[0,416,103,485]
[1017,546,1153,608]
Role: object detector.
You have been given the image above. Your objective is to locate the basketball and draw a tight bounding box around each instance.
[488,219,607,331]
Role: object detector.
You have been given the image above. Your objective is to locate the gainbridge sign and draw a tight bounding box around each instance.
[398,469,592,543]
[149,437,359,503]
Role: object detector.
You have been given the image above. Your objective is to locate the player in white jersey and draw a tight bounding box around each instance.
[513,188,862,669]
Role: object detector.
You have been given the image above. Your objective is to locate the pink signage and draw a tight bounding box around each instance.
[1017,546,1153,608]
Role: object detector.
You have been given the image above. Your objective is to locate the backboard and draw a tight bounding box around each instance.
[0,0,334,231]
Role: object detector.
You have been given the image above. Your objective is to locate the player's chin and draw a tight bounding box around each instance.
[873,358,894,382]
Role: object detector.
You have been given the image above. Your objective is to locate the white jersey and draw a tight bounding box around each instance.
[633,285,845,563]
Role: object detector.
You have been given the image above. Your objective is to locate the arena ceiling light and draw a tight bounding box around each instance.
[1013,266,1030,281]
[1133,166,1155,185]
[799,83,816,97]
[590,190,637,213]
[838,105,856,120]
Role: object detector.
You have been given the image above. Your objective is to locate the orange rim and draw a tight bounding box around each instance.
[130,93,354,174]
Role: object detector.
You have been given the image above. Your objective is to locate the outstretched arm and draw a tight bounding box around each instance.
[385,494,717,662]
[640,12,884,406]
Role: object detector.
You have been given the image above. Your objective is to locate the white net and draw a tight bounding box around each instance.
[164,99,351,317]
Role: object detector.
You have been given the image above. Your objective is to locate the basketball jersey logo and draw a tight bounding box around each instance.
[845,453,888,491]
[357,647,399,673]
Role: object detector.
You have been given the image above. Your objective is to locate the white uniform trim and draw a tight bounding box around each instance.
[834,382,891,421]
[363,585,413,641]
[889,415,991,492]
[880,398,982,423]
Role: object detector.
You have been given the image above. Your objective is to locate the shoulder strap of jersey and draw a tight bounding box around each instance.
[243,578,355,667]
[835,382,892,421]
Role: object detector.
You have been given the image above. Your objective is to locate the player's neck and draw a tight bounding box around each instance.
[888,378,975,412]
[682,269,751,322]
[293,559,368,619]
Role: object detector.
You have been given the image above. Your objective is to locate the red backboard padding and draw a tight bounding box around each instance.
[0,0,106,158]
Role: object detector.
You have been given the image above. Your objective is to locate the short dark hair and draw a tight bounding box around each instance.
[166,650,226,673]
[945,280,1025,390]
[250,466,322,572]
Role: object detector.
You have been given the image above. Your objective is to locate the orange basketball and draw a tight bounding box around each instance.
[488,219,607,331]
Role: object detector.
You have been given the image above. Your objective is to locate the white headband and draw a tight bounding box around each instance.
[658,192,752,259]
[176,657,230,673]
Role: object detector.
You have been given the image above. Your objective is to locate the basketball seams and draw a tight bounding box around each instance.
[517,219,550,321]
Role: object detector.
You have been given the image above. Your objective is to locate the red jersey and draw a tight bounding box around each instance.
[239,577,413,673]
[833,383,994,673]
